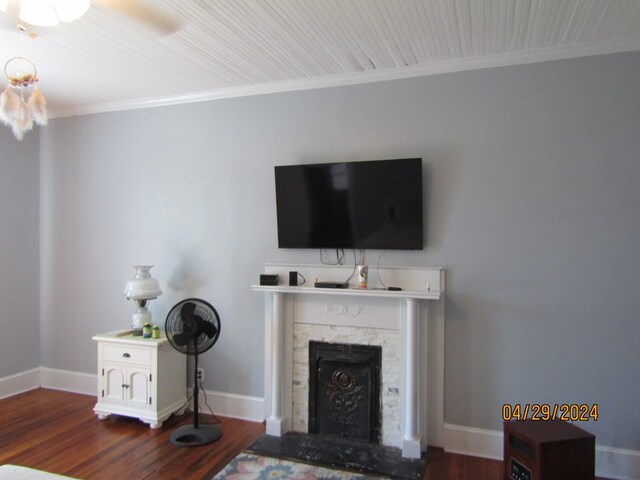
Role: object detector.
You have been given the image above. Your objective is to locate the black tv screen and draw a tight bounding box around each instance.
[274,158,423,250]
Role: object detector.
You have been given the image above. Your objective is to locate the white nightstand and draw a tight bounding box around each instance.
[93,329,187,429]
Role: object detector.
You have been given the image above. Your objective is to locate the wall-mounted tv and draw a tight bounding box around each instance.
[274,158,423,250]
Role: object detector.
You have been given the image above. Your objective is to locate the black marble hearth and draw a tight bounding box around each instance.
[247,432,427,480]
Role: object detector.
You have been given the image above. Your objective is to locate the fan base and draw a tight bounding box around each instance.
[169,424,222,447]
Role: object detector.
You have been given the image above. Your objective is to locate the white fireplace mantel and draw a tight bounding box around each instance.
[253,263,445,459]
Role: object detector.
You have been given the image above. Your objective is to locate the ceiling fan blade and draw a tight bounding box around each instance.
[0,1,23,31]
[93,0,181,35]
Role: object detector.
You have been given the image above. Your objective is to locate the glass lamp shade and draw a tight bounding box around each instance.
[123,265,162,300]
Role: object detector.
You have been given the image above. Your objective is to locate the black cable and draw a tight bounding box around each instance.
[173,390,194,416]
[344,249,358,283]
[376,249,388,288]
[320,248,345,265]
[197,376,221,425]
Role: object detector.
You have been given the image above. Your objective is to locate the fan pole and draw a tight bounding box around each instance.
[192,346,199,429]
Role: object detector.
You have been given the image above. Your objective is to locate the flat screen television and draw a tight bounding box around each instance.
[274,158,423,250]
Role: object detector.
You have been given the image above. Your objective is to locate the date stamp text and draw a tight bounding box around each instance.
[502,403,598,421]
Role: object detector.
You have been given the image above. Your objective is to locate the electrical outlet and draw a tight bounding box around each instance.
[196,367,205,380]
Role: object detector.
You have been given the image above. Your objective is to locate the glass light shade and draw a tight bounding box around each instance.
[123,265,162,300]
[19,0,90,26]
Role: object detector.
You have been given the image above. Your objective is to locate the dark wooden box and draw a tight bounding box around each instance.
[504,420,595,480]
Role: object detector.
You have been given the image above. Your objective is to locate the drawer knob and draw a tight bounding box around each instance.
[122,353,131,358]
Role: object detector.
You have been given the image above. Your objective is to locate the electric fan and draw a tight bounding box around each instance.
[165,298,222,446]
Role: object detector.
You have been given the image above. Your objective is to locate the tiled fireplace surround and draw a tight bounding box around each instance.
[254,264,445,458]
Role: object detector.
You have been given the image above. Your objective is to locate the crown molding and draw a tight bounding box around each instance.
[49,39,640,119]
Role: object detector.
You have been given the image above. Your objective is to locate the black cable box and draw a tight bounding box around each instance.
[259,274,278,286]
[314,281,350,289]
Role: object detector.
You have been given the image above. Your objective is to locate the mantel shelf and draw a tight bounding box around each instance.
[251,285,441,301]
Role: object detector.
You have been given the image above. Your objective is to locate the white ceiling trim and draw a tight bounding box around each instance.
[50,37,640,119]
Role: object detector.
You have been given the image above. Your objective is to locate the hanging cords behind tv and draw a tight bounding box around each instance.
[320,248,345,265]
[376,250,388,289]
[319,249,358,285]
[343,249,359,284]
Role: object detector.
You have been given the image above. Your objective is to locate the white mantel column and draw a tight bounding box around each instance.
[403,297,422,458]
[266,291,285,435]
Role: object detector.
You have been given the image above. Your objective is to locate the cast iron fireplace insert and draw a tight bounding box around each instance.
[308,340,382,443]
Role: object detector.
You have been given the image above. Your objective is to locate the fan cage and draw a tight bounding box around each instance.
[165,298,220,355]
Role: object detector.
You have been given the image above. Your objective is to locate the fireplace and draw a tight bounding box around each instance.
[292,323,401,447]
[254,263,445,459]
[308,341,382,442]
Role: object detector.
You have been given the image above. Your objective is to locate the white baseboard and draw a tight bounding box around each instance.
[196,388,265,422]
[595,445,640,480]
[0,367,265,423]
[444,423,640,480]
[40,367,97,396]
[444,423,503,460]
[0,368,40,400]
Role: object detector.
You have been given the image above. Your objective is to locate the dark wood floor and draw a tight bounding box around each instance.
[0,389,503,479]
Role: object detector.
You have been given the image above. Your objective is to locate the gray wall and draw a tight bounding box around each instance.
[0,128,40,378]
[40,51,640,450]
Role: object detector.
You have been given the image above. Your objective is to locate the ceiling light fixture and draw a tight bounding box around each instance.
[0,0,90,26]
[0,26,47,140]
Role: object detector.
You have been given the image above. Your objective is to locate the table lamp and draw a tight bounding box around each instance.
[123,265,162,335]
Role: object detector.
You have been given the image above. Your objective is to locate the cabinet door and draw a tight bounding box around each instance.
[127,367,151,409]
[103,364,126,404]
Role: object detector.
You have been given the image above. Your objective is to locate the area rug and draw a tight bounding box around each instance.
[213,452,389,479]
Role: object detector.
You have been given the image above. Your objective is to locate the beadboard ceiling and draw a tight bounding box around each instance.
[2,0,640,118]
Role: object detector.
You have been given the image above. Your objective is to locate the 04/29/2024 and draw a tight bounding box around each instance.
[502,403,598,421]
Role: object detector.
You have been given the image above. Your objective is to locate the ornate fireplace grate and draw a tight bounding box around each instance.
[308,341,382,443]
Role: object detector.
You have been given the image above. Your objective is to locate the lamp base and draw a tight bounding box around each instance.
[169,424,222,447]
[132,304,151,335]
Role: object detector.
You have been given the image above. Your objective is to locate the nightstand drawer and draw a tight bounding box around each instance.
[103,344,151,365]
